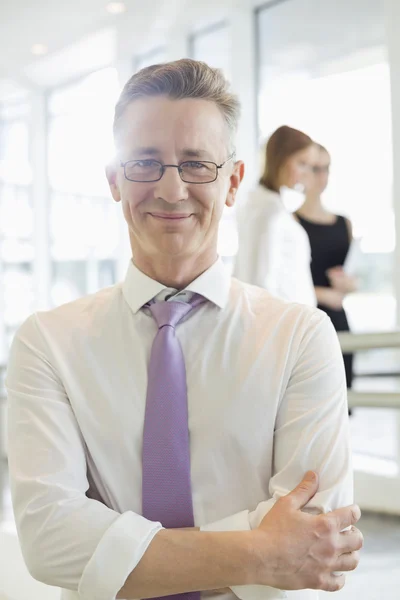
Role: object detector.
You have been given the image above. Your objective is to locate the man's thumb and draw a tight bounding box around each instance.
[287,471,319,509]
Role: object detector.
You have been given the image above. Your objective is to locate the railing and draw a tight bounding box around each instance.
[338,330,400,352]
[337,330,400,409]
[347,391,400,408]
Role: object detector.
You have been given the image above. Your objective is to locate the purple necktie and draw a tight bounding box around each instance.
[142,296,203,600]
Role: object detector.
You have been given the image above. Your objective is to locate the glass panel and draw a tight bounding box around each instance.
[0,184,33,239]
[190,22,231,80]
[3,265,34,327]
[50,193,119,261]
[0,100,31,120]
[257,0,384,80]
[48,67,120,197]
[257,0,392,333]
[99,259,117,288]
[51,261,88,305]
[0,238,34,263]
[0,120,32,185]
[48,68,122,304]
[48,68,120,118]
[0,105,34,355]
[135,48,167,71]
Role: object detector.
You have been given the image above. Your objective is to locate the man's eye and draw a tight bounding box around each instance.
[184,161,207,169]
[135,160,159,168]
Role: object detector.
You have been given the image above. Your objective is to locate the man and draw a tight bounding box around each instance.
[6,59,362,600]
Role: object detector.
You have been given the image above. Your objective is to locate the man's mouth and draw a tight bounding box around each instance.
[149,212,193,220]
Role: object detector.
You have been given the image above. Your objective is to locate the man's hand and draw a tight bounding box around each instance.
[252,471,363,592]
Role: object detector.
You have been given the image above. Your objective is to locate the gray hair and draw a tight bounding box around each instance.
[113,58,240,151]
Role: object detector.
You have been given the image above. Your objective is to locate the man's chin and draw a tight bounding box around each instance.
[151,232,197,257]
[154,243,194,258]
[149,239,194,258]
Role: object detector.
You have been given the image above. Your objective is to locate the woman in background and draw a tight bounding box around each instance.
[234,125,316,305]
[295,143,357,390]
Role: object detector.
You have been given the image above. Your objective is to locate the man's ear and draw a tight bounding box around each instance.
[105,161,121,203]
[226,160,245,208]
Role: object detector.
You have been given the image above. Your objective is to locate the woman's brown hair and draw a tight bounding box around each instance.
[260,125,313,192]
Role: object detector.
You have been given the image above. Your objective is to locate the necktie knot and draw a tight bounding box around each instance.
[147,294,205,329]
[149,300,193,330]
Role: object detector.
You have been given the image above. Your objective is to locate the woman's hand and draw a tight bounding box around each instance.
[326,267,358,294]
[315,287,345,310]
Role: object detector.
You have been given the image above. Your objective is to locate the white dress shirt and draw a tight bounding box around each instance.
[234,185,316,306]
[6,258,352,600]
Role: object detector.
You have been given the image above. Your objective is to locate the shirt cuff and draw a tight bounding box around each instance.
[233,586,287,600]
[79,511,163,600]
[200,512,287,600]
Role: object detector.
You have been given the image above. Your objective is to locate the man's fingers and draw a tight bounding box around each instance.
[338,526,364,553]
[331,504,361,531]
[319,573,345,593]
[335,551,361,573]
[285,471,319,510]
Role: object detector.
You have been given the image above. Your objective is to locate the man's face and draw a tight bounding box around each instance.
[107,96,244,265]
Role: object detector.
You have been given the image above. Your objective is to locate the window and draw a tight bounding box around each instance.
[135,48,167,71]
[189,22,231,80]
[257,0,392,333]
[47,68,122,305]
[0,101,34,355]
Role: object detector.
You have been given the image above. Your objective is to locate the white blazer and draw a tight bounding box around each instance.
[234,185,316,306]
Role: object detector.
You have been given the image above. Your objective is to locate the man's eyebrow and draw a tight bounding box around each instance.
[127,148,213,160]
[180,148,211,159]
[130,147,160,157]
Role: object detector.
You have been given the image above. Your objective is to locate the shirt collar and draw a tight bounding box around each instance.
[122,257,231,314]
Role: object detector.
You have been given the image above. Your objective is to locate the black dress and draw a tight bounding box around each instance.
[295,213,353,388]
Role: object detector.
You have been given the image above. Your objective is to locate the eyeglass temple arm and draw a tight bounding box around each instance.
[217,152,236,168]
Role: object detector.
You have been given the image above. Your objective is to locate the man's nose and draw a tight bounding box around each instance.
[153,166,189,204]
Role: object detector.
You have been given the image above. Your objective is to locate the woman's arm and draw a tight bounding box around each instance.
[315,285,345,309]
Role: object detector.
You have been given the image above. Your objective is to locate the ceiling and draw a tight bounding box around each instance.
[0,0,232,100]
[0,0,168,99]
[257,0,386,79]
[0,0,387,102]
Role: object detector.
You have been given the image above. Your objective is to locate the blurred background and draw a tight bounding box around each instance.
[0,0,400,598]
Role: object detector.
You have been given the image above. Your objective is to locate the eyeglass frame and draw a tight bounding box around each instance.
[120,152,236,184]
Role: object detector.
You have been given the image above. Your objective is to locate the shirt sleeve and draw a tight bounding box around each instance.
[6,314,163,600]
[297,236,317,307]
[201,312,352,600]
[251,211,286,298]
[249,208,316,307]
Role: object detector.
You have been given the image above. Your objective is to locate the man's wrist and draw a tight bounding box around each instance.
[195,529,259,587]
[118,528,262,598]
[246,529,276,587]
[236,530,265,586]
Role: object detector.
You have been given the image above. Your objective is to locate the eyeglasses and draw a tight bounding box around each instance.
[312,165,330,174]
[120,153,235,184]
